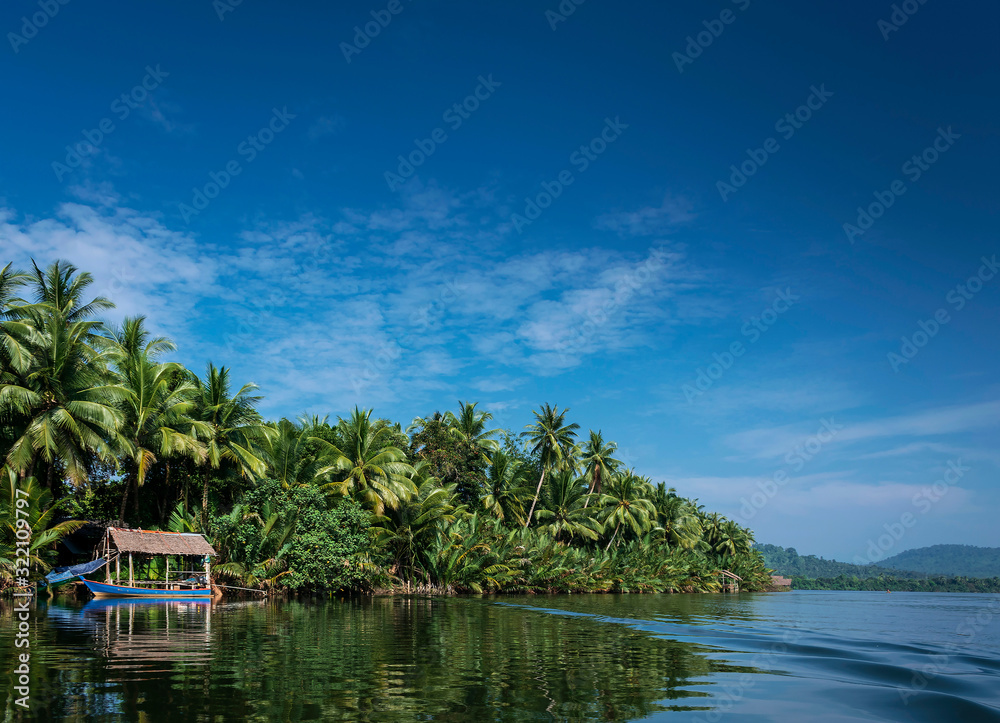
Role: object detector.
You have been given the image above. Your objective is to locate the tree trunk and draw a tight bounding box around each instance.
[583,467,600,509]
[119,472,132,521]
[160,461,172,525]
[524,468,547,528]
[202,469,210,523]
[605,521,622,551]
[133,474,140,517]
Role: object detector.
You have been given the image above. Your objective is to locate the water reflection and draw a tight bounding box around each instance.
[3,595,730,721]
[76,599,214,673]
[4,593,996,721]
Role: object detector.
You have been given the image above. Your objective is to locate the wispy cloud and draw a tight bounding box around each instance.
[595,194,695,236]
[307,115,346,141]
[724,400,1000,461]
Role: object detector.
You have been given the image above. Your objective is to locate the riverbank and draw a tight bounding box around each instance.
[792,574,1000,593]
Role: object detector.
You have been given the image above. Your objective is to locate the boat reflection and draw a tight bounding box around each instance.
[79,597,216,673]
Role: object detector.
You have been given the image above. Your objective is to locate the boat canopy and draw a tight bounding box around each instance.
[107,528,217,557]
[44,557,108,586]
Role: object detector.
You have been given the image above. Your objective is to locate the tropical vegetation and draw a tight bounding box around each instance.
[0,260,773,595]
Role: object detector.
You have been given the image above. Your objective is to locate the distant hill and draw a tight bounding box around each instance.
[880,544,1000,578]
[755,544,926,579]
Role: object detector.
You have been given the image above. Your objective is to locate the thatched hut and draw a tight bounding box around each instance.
[99,527,217,587]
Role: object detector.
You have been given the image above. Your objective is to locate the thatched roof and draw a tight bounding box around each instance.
[108,528,217,557]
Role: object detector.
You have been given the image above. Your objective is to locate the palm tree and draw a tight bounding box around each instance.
[599,471,655,550]
[106,317,207,520]
[650,483,702,550]
[520,404,579,528]
[581,430,621,509]
[444,401,500,452]
[0,261,126,487]
[482,449,532,526]
[192,363,273,520]
[373,461,460,588]
[1,471,84,587]
[535,470,602,542]
[0,264,32,381]
[321,407,416,515]
[263,416,337,488]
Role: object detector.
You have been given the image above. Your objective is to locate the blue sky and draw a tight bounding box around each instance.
[1,0,998,562]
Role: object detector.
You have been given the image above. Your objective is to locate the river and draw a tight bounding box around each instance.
[3,591,999,721]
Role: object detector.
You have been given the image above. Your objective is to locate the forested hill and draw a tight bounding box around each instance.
[756,544,925,579]
[880,545,1000,578]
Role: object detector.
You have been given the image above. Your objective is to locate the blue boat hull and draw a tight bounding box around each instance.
[84,580,212,598]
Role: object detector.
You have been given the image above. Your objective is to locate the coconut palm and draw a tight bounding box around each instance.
[520,404,579,527]
[650,483,703,550]
[581,430,621,509]
[321,407,416,515]
[444,401,500,453]
[373,462,460,587]
[599,472,656,551]
[535,470,602,542]
[263,416,337,488]
[0,264,33,380]
[192,363,273,519]
[0,262,127,487]
[0,472,84,587]
[482,449,532,526]
[106,317,208,519]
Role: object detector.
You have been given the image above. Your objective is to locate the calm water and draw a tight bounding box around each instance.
[3,591,999,721]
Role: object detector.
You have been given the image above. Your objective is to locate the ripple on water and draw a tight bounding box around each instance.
[1,591,998,721]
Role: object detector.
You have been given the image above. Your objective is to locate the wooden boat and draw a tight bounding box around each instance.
[77,527,221,599]
[84,579,213,598]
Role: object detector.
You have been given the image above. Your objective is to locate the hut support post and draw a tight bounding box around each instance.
[204,556,211,583]
[115,555,120,583]
[166,556,169,585]
[129,553,134,587]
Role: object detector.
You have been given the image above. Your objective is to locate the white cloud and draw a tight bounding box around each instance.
[0,200,219,339]
[724,400,1000,461]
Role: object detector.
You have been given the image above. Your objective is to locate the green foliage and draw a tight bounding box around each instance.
[409,410,489,508]
[0,260,794,597]
[212,478,381,592]
[0,473,83,589]
[792,574,1000,593]
[756,543,926,579]
[879,544,1000,578]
